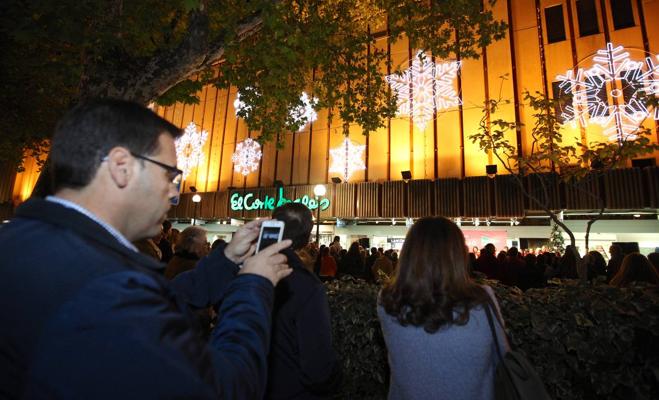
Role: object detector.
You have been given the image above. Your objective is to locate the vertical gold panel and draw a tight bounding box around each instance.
[512,0,545,159]
[276,132,294,184]
[193,86,212,192]
[293,129,311,184]
[309,107,329,184]
[389,37,411,181]
[368,36,391,182]
[219,87,239,191]
[461,57,488,177]
[205,86,226,192]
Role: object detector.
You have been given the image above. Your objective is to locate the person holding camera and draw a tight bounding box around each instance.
[0,99,292,399]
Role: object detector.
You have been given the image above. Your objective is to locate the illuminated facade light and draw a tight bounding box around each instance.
[556,43,659,144]
[386,50,462,131]
[232,138,262,176]
[175,122,208,181]
[234,90,318,131]
[328,138,366,182]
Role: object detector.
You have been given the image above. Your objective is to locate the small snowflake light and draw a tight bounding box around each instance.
[556,43,659,144]
[232,138,262,176]
[289,92,319,131]
[328,138,366,181]
[175,122,208,180]
[234,89,318,131]
[386,50,462,131]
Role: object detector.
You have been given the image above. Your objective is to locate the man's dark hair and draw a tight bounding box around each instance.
[49,98,182,191]
[272,203,313,250]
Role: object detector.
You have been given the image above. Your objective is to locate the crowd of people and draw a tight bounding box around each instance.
[470,243,659,290]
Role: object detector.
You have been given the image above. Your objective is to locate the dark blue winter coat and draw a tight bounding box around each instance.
[0,199,273,399]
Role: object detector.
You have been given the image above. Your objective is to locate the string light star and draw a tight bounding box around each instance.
[232,138,262,176]
[175,122,208,180]
[556,43,659,144]
[328,138,366,181]
[386,51,462,131]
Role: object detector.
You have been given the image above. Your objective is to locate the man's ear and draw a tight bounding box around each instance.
[105,147,134,188]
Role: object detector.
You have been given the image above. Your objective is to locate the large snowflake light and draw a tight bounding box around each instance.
[386,51,462,131]
[328,138,366,181]
[556,43,659,143]
[232,138,262,176]
[175,122,208,180]
[234,90,318,131]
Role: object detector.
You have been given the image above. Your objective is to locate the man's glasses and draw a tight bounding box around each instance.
[130,152,183,185]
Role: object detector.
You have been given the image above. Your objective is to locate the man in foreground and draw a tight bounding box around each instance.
[0,99,291,399]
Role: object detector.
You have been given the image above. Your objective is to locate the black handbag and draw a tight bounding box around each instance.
[484,303,552,400]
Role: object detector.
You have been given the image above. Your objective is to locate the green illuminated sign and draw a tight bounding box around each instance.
[230,187,330,211]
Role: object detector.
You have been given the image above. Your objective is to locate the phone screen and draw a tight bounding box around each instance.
[258,226,282,252]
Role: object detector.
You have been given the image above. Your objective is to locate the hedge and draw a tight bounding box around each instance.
[325,277,659,399]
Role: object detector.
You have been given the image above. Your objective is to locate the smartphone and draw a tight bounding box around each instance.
[255,220,285,253]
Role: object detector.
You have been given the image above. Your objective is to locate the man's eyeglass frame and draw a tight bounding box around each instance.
[129,152,183,185]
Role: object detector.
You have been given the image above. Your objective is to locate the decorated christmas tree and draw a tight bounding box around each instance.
[549,222,565,255]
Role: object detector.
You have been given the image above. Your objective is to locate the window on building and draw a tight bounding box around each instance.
[552,81,573,123]
[611,0,635,30]
[576,0,599,36]
[585,75,609,117]
[545,5,567,43]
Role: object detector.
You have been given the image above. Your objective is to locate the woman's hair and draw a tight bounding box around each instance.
[610,253,659,287]
[379,216,490,333]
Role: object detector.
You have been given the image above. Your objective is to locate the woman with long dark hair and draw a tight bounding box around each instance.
[378,217,508,399]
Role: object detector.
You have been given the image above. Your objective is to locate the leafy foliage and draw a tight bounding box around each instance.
[1,0,507,163]
[326,278,659,400]
[326,276,388,399]
[550,222,566,255]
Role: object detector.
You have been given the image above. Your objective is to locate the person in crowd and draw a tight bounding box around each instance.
[580,250,607,282]
[372,249,394,282]
[365,247,379,273]
[607,244,625,282]
[265,203,342,399]
[211,237,226,251]
[502,247,525,287]
[329,235,342,254]
[339,242,366,279]
[318,245,338,279]
[0,99,292,399]
[517,253,539,291]
[559,245,581,279]
[132,233,162,261]
[164,226,210,280]
[390,250,399,272]
[158,220,174,262]
[378,217,508,399]
[474,243,499,279]
[610,253,659,287]
[648,252,659,271]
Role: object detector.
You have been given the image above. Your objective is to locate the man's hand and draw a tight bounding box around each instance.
[239,240,293,286]
[224,219,264,264]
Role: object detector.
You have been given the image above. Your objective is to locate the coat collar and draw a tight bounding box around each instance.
[15,198,165,273]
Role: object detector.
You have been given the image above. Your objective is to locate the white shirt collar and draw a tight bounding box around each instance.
[45,196,138,252]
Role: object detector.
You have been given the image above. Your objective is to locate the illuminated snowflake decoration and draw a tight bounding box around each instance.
[231,138,262,176]
[289,92,319,131]
[328,138,366,181]
[234,89,318,131]
[556,43,659,143]
[386,51,462,131]
[175,122,208,180]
